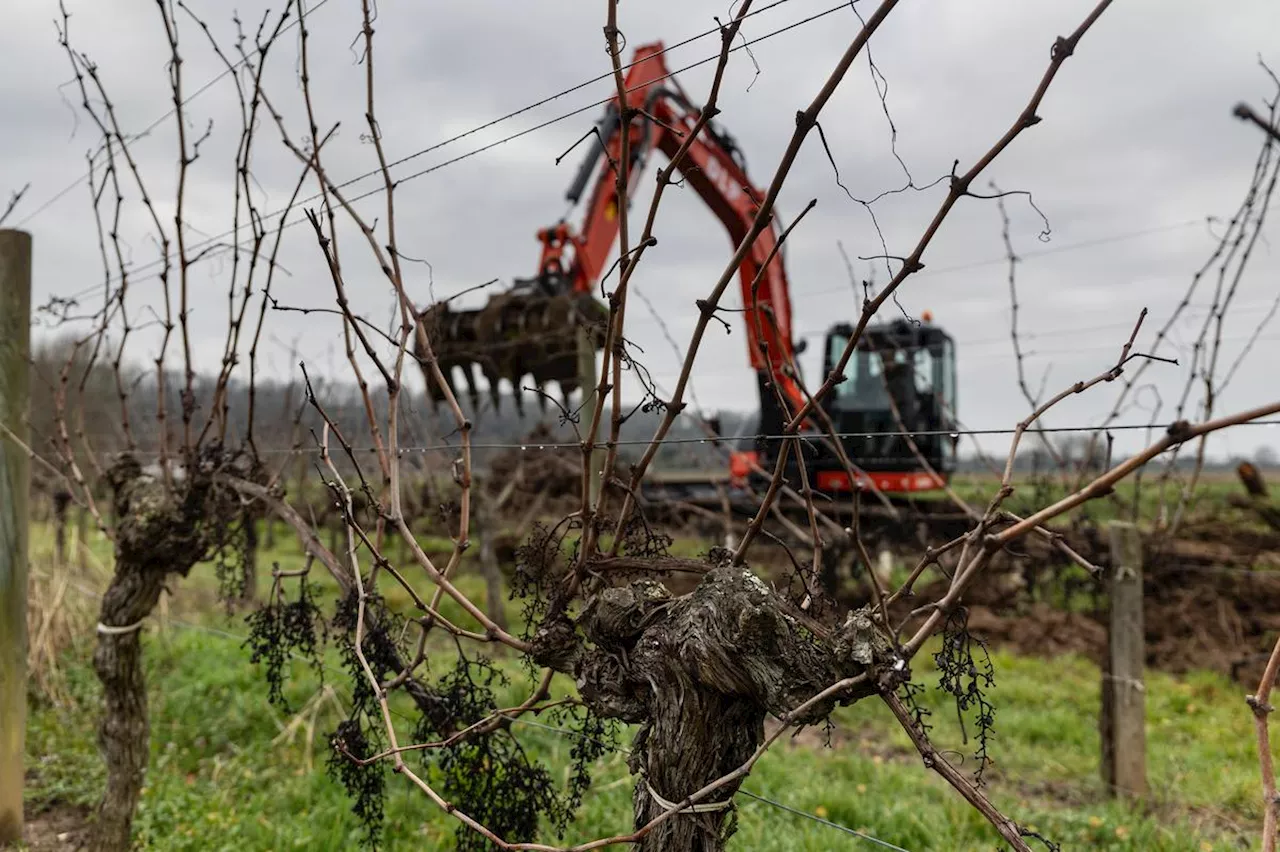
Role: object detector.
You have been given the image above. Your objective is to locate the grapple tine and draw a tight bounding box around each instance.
[511,379,526,417]
[460,361,481,412]
[416,282,610,422]
[480,358,503,414]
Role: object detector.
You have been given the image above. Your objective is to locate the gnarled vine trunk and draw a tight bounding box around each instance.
[88,456,236,852]
[561,562,890,852]
[92,568,166,852]
[628,684,762,850]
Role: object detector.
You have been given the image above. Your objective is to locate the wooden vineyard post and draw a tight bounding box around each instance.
[1234,462,1280,532]
[577,324,603,507]
[1100,520,1147,798]
[0,229,32,845]
[471,482,511,636]
[76,505,88,571]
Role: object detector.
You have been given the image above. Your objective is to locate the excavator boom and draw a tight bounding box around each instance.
[415,42,804,424]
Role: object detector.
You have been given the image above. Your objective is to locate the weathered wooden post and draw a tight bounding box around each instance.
[1100,520,1147,798]
[0,228,32,845]
[473,495,510,636]
[76,504,89,572]
[53,488,71,568]
[577,324,603,507]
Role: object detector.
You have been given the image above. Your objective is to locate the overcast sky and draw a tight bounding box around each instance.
[4,0,1279,460]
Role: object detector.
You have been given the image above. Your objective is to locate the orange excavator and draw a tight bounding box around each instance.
[416,42,959,498]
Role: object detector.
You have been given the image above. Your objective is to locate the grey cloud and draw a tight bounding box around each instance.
[3,0,1278,463]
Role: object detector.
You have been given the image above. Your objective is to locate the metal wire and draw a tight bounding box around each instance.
[736,790,913,851]
[79,0,853,295]
[233,417,1280,455]
[506,718,913,851]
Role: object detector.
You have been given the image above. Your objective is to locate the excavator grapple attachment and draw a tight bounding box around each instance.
[415,284,609,415]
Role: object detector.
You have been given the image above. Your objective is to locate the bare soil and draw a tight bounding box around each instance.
[878,518,1280,685]
[18,801,90,851]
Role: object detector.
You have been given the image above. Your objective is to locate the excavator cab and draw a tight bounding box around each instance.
[813,314,958,492]
[727,315,958,497]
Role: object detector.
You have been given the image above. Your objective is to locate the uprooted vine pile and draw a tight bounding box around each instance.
[842,517,1280,686]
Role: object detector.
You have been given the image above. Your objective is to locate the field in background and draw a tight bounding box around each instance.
[21,502,1273,852]
[928,468,1277,524]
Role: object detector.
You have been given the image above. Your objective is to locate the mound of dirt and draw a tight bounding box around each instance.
[488,447,580,504]
[1170,516,1280,554]
[1143,563,1280,683]
[964,603,1108,660]
[824,515,1280,685]
[890,553,1280,685]
[484,423,627,509]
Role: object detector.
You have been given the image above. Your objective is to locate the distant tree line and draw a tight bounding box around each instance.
[26,333,1274,502]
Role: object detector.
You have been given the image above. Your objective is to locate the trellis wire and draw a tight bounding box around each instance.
[16,0,820,233]
[235,418,1280,455]
[504,716,915,851]
[71,0,860,298]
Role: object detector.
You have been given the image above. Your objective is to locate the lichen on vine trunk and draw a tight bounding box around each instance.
[523,546,893,852]
[89,453,245,852]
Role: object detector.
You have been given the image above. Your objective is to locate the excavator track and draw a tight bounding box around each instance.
[414,286,609,415]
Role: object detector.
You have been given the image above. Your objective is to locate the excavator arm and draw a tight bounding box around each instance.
[415,40,810,444]
[538,43,806,421]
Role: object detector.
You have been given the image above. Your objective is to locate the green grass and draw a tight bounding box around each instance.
[26,602,1260,851]
[22,499,1269,851]
[942,469,1277,531]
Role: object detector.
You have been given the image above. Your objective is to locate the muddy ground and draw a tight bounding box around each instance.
[842,516,1280,687]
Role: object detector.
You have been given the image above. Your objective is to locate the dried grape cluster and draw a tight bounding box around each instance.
[246,581,616,850]
[414,655,615,851]
[242,572,326,712]
[212,507,255,606]
[934,607,997,785]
